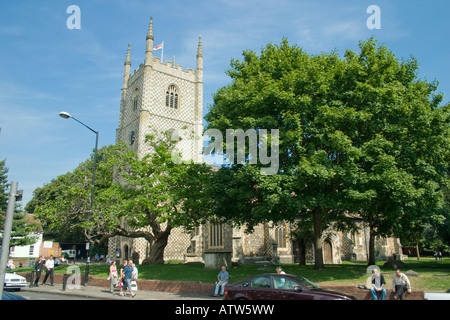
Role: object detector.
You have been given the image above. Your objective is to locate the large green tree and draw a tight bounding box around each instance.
[206,38,449,268]
[206,39,360,269]
[341,41,449,264]
[98,129,213,264]
[28,130,213,264]
[25,145,116,244]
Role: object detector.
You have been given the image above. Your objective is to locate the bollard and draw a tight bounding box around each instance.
[62,273,68,291]
[29,270,35,288]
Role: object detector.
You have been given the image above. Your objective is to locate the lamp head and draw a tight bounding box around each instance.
[59,112,72,119]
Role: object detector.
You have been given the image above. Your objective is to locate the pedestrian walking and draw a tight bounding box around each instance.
[131,262,139,291]
[108,261,118,293]
[120,260,135,297]
[131,262,139,280]
[34,256,45,287]
[42,255,55,286]
[118,260,127,296]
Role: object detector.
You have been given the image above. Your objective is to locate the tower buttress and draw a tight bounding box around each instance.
[194,35,204,163]
[145,17,154,65]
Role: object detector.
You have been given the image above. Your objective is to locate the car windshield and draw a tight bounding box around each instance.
[293,276,321,290]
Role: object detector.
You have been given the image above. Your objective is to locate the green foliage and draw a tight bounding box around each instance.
[0,159,39,246]
[206,37,449,267]
[108,130,212,231]
[0,159,9,214]
[26,145,117,243]
[28,128,214,264]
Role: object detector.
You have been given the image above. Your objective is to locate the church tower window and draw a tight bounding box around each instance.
[275,225,287,248]
[165,85,179,109]
[132,88,140,111]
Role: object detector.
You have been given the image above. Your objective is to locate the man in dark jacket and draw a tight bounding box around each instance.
[34,256,45,287]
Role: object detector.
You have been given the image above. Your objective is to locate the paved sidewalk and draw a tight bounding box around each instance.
[21,283,222,300]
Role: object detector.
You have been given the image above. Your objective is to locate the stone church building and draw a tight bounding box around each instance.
[108,18,402,268]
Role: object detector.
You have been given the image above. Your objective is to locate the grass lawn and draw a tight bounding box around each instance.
[20,257,449,291]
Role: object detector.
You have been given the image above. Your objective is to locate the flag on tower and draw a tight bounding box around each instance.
[153,42,164,51]
[153,42,164,62]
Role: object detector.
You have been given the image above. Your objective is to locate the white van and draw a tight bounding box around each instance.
[62,249,76,259]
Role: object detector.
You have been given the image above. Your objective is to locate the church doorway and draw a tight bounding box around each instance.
[123,245,129,261]
[323,240,333,264]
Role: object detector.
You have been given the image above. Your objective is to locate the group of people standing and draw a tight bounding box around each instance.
[434,251,443,260]
[33,255,55,287]
[108,260,138,297]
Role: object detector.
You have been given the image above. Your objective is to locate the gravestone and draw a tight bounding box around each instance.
[366,264,380,274]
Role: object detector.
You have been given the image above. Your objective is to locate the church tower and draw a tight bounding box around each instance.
[110,17,204,263]
[116,17,203,164]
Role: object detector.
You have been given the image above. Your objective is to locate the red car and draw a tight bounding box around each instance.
[224,274,354,300]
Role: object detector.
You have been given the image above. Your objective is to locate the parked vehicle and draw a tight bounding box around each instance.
[224,274,354,300]
[424,290,450,300]
[3,268,27,290]
[62,249,76,259]
[2,290,27,300]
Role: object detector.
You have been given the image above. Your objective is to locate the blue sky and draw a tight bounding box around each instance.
[0,0,449,206]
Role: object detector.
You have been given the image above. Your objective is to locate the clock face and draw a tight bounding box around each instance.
[130,131,135,145]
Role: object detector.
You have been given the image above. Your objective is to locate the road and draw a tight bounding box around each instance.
[14,285,221,300]
[17,290,93,300]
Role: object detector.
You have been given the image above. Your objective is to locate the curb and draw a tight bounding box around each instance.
[20,286,122,300]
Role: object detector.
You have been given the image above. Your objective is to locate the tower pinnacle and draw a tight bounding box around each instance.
[125,44,131,66]
[147,16,154,41]
[196,36,203,70]
[145,17,154,65]
[123,44,131,89]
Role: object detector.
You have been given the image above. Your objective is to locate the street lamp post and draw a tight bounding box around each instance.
[59,111,98,286]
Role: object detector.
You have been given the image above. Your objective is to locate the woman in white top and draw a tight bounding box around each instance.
[109,261,118,293]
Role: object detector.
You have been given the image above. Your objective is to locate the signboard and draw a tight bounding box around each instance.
[43,241,53,248]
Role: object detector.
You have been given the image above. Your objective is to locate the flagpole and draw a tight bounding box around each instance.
[153,42,164,63]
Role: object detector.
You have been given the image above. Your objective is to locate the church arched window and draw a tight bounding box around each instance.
[275,225,287,248]
[165,85,179,109]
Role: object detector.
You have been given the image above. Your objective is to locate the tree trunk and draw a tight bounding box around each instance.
[416,240,420,261]
[312,208,325,270]
[298,239,306,266]
[142,228,172,265]
[368,227,376,266]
